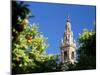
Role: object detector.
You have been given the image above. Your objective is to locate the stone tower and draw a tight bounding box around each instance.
[60,16,76,64]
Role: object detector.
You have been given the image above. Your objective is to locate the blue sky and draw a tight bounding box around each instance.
[24,2,96,55]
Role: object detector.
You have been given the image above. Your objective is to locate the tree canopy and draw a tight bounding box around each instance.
[76,28,96,70]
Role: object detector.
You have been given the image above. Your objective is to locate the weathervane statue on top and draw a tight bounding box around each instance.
[60,16,76,64]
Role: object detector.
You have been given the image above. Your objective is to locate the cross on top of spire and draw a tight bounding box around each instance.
[67,16,70,22]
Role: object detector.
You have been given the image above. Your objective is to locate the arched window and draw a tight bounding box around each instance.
[64,51,67,61]
[71,51,74,60]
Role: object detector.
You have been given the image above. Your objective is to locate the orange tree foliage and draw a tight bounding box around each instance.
[12,1,59,74]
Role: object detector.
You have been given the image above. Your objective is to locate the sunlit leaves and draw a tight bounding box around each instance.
[79,29,93,43]
[76,28,96,70]
[12,23,57,73]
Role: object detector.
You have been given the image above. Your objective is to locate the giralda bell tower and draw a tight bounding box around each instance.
[60,16,76,64]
